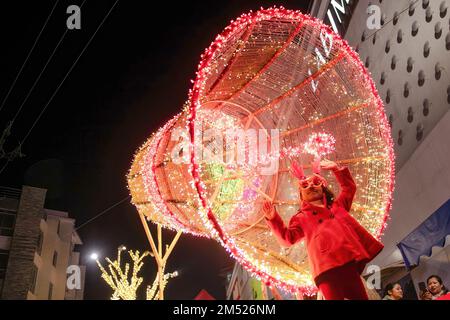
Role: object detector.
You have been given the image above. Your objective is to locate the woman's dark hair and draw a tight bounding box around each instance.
[322,186,335,209]
[427,275,448,293]
[299,184,335,209]
[383,282,400,297]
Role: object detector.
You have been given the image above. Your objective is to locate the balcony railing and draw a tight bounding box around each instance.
[0,186,21,200]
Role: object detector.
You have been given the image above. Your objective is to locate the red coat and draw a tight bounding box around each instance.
[436,293,450,300]
[266,166,384,282]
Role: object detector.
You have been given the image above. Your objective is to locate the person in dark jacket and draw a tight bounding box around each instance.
[382,283,403,300]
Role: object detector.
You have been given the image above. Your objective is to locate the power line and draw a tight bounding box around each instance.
[10,0,88,123]
[75,195,131,231]
[0,159,10,176]
[365,0,420,41]
[0,0,85,172]
[0,0,60,114]
[20,0,119,146]
[0,0,119,176]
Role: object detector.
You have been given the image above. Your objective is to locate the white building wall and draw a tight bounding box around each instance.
[371,110,450,268]
[344,0,450,170]
[33,210,84,300]
[312,0,450,269]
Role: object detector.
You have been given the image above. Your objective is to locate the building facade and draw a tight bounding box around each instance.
[0,185,85,300]
[311,0,450,297]
[226,263,298,300]
[226,263,267,300]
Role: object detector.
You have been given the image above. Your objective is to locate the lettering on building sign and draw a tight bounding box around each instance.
[308,30,333,93]
[326,0,351,34]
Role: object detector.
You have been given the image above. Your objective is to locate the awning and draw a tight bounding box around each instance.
[397,198,450,269]
[194,289,216,300]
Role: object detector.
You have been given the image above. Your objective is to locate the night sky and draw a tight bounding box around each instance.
[0,1,312,299]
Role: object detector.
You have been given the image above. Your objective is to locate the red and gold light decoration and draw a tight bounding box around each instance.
[127,7,395,296]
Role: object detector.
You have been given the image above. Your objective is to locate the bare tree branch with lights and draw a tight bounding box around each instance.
[95,248,149,300]
[95,225,182,300]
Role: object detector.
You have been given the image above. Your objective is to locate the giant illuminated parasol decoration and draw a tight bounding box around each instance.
[127,7,395,296]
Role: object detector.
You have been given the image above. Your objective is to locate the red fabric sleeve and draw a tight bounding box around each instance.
[332,166,357,212]
[265,209,304,247]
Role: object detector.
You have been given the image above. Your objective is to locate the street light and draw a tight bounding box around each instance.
[90,252,99,261]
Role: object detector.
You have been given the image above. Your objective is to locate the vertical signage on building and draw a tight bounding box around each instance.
[324,0,358,36]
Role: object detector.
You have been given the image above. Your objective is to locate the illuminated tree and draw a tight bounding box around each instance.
[96,226,182,300]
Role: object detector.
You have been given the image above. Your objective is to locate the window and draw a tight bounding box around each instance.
[447,85,450,104]
[37,231,44,256]
[411,21,419,36]
[361,31,366,42]
[393,11,399,25]
[423,41,430,58]
[425,7,432,22]
[380,72,386,85]
[0,249,9,279]
[409,1,415,16]
[404,82,410,98]
[423,99,430,116]
[56,221,61,237]
[397,29,403,43]
[398,130,403,146]
[48,283,53,300]
[52,251,58,267]
[0,211,16,237]
[407,107,414,123]
[435,63,442,80]
[416,124,424,141]
[435,22,442,39]
[29,264,38,294]
[440,1,447,18]
[418,70,425,86]
[391,56,397,70]
[407,57,414,73]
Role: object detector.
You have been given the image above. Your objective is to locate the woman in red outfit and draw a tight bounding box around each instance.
[263,159,384,300]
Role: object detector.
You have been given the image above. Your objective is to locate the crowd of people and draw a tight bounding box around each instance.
[382,275,450,300]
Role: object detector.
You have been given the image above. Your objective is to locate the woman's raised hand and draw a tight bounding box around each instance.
[263,201,276,220]
[320,159,339,171]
